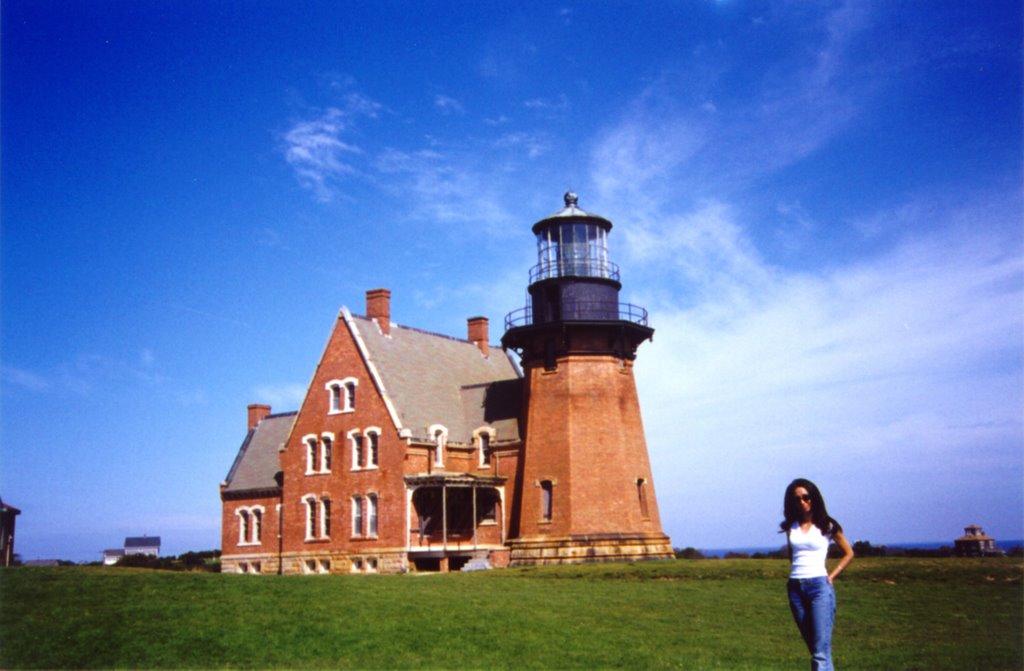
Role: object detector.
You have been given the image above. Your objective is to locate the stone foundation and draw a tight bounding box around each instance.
[507,532,674,566]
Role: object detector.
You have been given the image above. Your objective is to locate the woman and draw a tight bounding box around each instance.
[780,479,854,671]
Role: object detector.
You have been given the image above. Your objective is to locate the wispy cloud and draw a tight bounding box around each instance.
[284,108,362,202]
[1,366,50,392]
[433,94,465,115]
[635,189,1023,544]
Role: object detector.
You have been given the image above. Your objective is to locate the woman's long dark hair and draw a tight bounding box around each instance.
[779,478,842,537]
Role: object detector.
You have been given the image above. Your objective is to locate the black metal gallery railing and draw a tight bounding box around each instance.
[504,301,649,331]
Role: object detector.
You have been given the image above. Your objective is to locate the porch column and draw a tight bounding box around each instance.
[405,486,413,552]
[442,484,448,550]
[499,486,506,544]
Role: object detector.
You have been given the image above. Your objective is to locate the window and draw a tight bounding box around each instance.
[305,497,318,540]
[366,430,380,468]
[367,494,378,537]
[637,478,650,519]
[345,380,357,410]
[540,480,553,521]
[238,510,250,545]
[252,508,263,543]
[476,429,494,468]
[351,432,365,470]
[236,506,265,545]
[304,435,318,474]
[321,498,331,538]
[320,433,333,473]
[352,496,365,537]
[326,377,358,414]
[430,425,447,468]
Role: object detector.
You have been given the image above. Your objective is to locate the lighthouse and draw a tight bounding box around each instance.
[502,193,673,565]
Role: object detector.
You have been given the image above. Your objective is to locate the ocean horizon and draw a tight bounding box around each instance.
[698,539,1024,558]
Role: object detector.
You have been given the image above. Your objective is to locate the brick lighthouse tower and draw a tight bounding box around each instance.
[502,192,673,565]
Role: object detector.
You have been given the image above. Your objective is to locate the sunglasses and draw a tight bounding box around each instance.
[793,494,812,503]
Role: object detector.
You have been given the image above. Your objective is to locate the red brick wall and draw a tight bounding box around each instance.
[517,355,665,538]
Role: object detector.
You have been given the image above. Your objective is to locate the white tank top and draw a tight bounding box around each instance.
[789,522,830,579]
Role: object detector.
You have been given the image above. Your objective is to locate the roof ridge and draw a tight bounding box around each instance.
[351,312,495,347]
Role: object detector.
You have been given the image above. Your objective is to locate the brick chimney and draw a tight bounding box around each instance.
[366,288,391,336]
[248,404,271,430]
[467,316,489,356]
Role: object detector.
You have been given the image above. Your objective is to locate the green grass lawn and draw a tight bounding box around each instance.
[1,558,1020,669]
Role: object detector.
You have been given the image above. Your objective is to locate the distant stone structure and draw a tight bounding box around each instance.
[954,525,1003,557]
[0,497,21,567]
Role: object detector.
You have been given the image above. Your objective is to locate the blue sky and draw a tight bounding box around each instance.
[2,1,1021,562]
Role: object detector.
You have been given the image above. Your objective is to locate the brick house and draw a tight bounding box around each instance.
[221,194,672,574]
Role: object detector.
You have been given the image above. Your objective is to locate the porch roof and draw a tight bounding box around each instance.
[404,473,506,488]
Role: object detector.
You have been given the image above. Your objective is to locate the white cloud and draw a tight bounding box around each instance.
[433,94,465,115]
[634,191,1023,547]
[284,108,362,202]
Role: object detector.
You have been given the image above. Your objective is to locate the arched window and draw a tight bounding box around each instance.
[304,496,318,541]
[429,425,447,468]
[352,496,364,537]
[540,480,554,521]
[350,431,365,470]
[321,498,331,538]
[251,508,263,544]
[636,478,650,519]
[303,435,318,474]
[320,433,333,473]
[365,429,380,468]
[325,377,358,414]
[475,428,495,468]
[238,510,250,545]
[367,494,378,537]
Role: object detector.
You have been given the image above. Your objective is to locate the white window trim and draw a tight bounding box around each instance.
[303,434,319,475]
[302,494,319,541]
[474,427,496,468]
[235,505,266,546]
[319,497,331,539]
[366,493,379,538]
[348,429,364,471]
[325,377,359,415]
[351,495,364,538]
[320,432,334,473]
[429,424,448,468]
[364,426,382,469]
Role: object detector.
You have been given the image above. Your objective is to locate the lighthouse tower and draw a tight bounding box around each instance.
[502,193,673,565]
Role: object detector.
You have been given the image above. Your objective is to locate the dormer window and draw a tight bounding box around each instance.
[326,377,358,414]
[429,425,447,468]
[475,428,495,468]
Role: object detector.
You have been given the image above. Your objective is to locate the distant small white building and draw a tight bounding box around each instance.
[103,536,161,564]
[102,548,125,565]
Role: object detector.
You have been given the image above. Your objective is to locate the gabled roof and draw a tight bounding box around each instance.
[125,536,161,548]
[222,412,296,495]
[345,312,523,444]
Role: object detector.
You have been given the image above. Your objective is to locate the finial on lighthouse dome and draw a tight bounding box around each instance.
[564,191,579,208]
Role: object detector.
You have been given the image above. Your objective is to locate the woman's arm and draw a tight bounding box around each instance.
[828,530,855,584]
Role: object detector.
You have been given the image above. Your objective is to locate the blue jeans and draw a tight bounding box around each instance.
[787,577,835,671]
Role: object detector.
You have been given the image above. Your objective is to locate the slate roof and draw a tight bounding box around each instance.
[125,536,161,548]
[222,412,296,494]
[347,313,523,444]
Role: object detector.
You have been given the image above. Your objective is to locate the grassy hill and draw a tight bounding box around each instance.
[1,558,1020,669]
